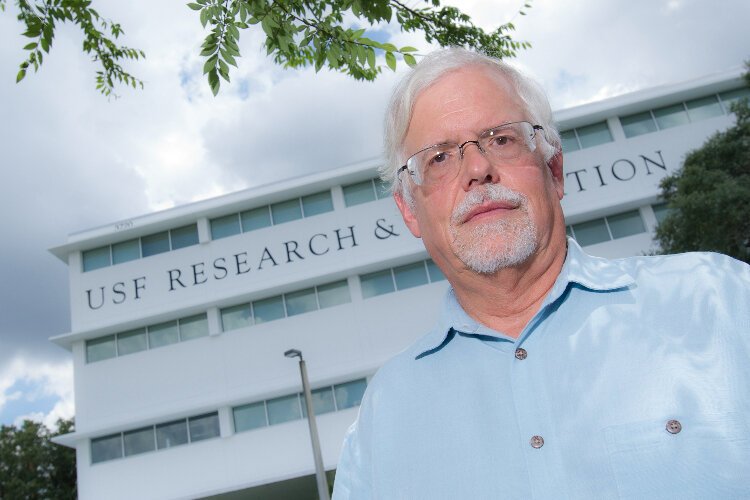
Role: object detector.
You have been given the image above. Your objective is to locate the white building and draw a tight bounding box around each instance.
[50,69,747,499]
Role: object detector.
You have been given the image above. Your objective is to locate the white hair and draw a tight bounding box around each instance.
[381,48,560,199]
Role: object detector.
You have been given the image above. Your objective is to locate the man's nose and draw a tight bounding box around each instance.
[460,140,497,188]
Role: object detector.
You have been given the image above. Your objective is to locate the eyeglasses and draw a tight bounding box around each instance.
[398,121,545,187]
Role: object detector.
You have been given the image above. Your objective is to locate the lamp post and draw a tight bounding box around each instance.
[284,349,330,500]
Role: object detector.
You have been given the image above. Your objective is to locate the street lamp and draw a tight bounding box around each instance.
[284,349,330,500]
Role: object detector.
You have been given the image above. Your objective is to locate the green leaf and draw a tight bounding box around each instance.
[366,48,375,69]
[187,2,202,11]
[16,69,26,83]
[403,53,416,67]
[385,51,396,71]
[203,54,218,74]
[23,42,38,50]
[400,46,418,53]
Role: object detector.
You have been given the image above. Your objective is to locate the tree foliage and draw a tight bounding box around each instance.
[3,0,532,97]
[654,76,750,263]
[0,418,76,500]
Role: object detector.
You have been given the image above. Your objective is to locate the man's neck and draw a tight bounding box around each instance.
[451,237,567,339]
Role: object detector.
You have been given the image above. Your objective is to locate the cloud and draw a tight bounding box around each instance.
[0,356,74,431]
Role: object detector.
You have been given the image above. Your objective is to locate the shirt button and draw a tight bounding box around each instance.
[515,348,528,360]
[666,419,682,434]
[530,435,544,449]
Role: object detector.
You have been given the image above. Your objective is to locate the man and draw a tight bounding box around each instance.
[332,48,750,499]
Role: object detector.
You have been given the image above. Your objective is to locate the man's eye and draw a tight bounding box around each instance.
[489,135,511,147]
[428,150,452,166]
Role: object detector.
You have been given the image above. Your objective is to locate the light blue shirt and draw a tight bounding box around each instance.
[333,240,750,499]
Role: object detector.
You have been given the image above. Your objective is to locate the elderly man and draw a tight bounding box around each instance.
[332,48,750,499]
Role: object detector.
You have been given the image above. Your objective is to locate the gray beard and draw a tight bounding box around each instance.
[450,184,538,274]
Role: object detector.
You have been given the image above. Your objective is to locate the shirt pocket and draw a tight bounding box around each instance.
[603,413,750,500]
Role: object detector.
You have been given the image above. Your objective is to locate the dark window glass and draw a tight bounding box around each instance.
[253,296,285,323]
[179,314,209,341]
[111,239,140,264]
[156,420,188,449]
[284,288,318,317]
[91,434,123,463]
[560,130,580,152]
[334,379,367,410]
[188,413,220,442]
[653,103,689,130]
[652,202,671,224]
[393,262,429,290]
[86,335,116,363]
[117,328,147,356]
[317,280,351,309]
[234,402,268,432]
[82,246,111,272]
[123,427,155,456]
[148,321,179,349]
[270,199,302,224]
[572,218,611,246]
[170,224,199,249]
[210,214,241,240]
[607,210,646,239]
[266,394,302,425]
[301,191,333,217]
[141,232,170,257]
[240,206,272,232]
[620,112,657,138]
[221,304,253,331]
[426,259,446,282]
[343,180,376,206]
[719,88,750,109]
[576,122,613,148]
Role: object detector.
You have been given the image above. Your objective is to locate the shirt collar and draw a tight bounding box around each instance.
[413,238,636,359]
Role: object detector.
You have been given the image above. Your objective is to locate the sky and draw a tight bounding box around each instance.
[1,0,748,429]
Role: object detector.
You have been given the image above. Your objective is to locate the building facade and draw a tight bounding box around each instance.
[50,69,747,499]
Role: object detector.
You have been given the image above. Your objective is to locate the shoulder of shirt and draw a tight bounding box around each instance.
[611,250,749,283]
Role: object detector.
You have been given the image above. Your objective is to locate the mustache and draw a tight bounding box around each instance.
[451,184,527,224]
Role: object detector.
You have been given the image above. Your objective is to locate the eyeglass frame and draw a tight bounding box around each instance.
[397,121,545,186]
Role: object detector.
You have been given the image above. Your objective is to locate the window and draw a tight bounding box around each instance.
[188,413,220,442]
[234,402,268,433]
[220,280,351,332]
[221,304,253,332]
[686,96,723,121]
[116,328,147,356]
[301,191,333,217]
[620,111,657,138]
[123,427,155,456]
[334,379,367,409]
[170,224,199,250]
[719,87,750,108]
[393,262,429,290]
[232,378,368,434]
[253,295,285,324]
[266,394,301,425]
[211,214,241,240]
[576,122,613,148]
[148,320,179,349]
[156,420,188,450]
[316,280,351,309]
[112,239,140,264]
[91,434,122,463]
[271,199,302,224]
[343,178,390,207]
[82,246,111,272]
[86,335,116,363]
[559,122,613,151]
[360,269,395,298]
[86,313,209,363]
[141,231,170,257]
[607,210,646,239]
[361,259,446,299]
[652,103,689,130]
[284,288,318,317]
[241,206,271,232]
[567,209,647,246]
[652,202,671,224]
[178,313,209,341]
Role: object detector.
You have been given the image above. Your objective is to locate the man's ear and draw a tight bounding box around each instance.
[547,150,564,200]
[394,188,422,238]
